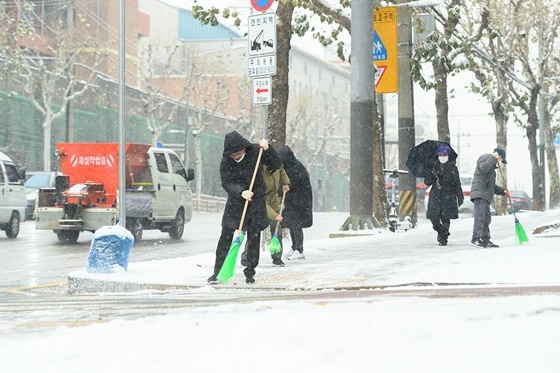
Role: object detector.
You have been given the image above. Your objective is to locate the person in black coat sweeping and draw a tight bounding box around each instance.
[424,143,464,246]
[208,131,282,284]
[277,145,313,259]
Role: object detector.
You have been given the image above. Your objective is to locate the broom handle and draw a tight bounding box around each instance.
[237,146,264,233]
[274,189,287,235]
[497,161,517,219]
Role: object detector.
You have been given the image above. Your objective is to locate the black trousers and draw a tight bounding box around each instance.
[430,216,450,243]
[289,226,304,253]
[212,223,261,278]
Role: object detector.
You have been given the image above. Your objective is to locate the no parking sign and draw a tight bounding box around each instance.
[250,0,274,12]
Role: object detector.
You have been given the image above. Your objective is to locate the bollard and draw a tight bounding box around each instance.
[86,225,134,273]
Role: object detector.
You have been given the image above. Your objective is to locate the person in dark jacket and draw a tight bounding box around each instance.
[207,131,282,284]
[424,143,464,246]
[470,148,510,248]
[277,146,313,260]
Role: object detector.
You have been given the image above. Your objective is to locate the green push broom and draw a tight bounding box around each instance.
[267,189,287,255]
[217,147,263,282]
[498,162,529,244]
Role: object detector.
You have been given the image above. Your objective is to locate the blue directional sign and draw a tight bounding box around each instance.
[554,133,560,146]
[373,31,387,61]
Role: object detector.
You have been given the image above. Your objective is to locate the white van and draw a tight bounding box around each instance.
[0,152,27,238]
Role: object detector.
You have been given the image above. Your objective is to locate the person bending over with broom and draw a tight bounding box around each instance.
[207,131,282,284]
[470,148,509,248]
[240,164,290,267]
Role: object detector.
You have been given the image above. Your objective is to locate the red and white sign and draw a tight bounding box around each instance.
[250,0,274,12]
[375,65,387,88]
[252,77,272,105]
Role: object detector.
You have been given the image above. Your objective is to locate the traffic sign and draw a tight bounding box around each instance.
[250,0,274,12]
[248,54,276,77]
[248,13,276,57]
[374,6,398,93]
[252,77,272,105]
[374,65,387,87]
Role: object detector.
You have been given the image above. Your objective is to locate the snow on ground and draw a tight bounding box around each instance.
[2,209,560,373]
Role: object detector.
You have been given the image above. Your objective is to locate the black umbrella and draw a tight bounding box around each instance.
[405,140,458,178]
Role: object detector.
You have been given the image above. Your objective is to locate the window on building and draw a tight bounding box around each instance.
[332,75,336,88]
[318,69,322,81]
[304,62,308,74]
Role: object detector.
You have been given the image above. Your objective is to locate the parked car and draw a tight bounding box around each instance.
[424,175,474,215]
[509,190,532,212]
[24,171,58,220]
[0,151,26,238]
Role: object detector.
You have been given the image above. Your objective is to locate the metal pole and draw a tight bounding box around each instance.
[538,0,546,208]
[118,0,126,227]
[341,0,377,231]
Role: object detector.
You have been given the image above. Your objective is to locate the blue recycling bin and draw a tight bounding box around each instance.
[86,225,134,273]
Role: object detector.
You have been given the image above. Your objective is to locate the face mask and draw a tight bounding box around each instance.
[438,156,449,164]
[233,153,245,163]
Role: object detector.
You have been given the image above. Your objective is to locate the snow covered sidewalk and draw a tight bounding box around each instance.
[68,209,560,293]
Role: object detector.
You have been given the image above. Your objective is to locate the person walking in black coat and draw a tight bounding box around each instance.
[277,145,313,260]
[208,131,282,284]
[424,143,464,246]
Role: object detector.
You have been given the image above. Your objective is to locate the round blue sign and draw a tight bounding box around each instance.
[250,0,274,12]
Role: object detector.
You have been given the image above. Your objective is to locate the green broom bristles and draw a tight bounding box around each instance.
[267,234,282,254]
[216,231,246,282]
[515,218,529,244]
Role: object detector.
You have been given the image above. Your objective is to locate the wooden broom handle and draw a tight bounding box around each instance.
[237,146,264,232]
[274,189,287,235]
[497,160,517,217]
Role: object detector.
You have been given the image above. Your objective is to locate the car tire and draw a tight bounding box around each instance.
[5,214,20,238]
[169,210,185,239]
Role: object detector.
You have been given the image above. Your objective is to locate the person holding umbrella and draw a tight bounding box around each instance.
[424,143,464,246]
[207,131,282,284]
[470,148,509,248]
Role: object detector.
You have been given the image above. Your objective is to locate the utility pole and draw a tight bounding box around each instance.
[340,0,380,231]
[397,0,417,225]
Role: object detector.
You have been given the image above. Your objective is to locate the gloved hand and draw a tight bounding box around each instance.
[241,190,253,201]
[259,138,269,150]
[504,190,510,197]
[458,196,464,207]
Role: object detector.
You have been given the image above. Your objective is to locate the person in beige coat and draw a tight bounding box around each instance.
[241,165,290,266]
[264,165,291,266]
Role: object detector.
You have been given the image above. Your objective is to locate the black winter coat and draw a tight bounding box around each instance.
[424,160,464,220]
[277,146,313,228]
[220,131,282,231]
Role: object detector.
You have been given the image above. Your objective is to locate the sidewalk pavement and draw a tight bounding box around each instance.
[68,209,560,293]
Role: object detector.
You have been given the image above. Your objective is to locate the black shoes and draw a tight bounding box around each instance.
[272,258,285,267]
[207,274,218,283]
[471,238,499,248]
[245,275,255,284]
[439,241,447,246]
[241,259,247,266]
[471,238,487,248]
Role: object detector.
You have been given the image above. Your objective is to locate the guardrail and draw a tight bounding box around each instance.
[192,194,227,213]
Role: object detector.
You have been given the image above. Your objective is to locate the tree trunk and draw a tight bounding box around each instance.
[193,133,203,212]
[433,61,450,143]
[526,123,545,211]
[267,1,294,149]
[42,120,52,172]
[373,97,388,228]
[493,100,508,215]
[546,125,560,208]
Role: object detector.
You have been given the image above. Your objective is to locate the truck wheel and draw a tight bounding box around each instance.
[126,218,143,242]
[57,230,80,243]
[169,211,185,239]
[5,214,20,238]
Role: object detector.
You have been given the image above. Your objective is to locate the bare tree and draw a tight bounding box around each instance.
[17,29,105,171]
[139,42,183,146]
